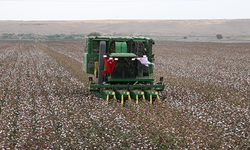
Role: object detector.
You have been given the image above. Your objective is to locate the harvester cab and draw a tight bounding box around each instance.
[83,36,164,106]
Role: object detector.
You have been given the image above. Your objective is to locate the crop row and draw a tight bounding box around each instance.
[0,43,177,149]
[154,41,250,147]
[41,42,84,62]
[0,41,249,149]
[40,41,250,148]
[154,42,249,107]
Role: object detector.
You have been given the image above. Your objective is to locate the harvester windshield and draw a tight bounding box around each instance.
[112,57,136,79]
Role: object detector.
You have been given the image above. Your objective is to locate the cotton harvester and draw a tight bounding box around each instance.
[83,36,164,106]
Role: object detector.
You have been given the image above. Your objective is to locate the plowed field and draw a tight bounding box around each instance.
[0,40,249,149]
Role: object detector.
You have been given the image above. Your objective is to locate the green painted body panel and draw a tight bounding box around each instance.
[90,83,164,92]
[83,36,155,75]
[130,90,145,100]
[108,77,154,82]
[145,90,159,100]
[115,42,122,53]
[117,90,130,96]
[121,42,127,53]
[145,90,159,96]
[131,90,144,95]
[90,82,164,101]
[110,53,136,57]
[102,90,116,99]
[103,90,116,96]
[82,53,99,74]
[115,42,127,53]
[116,90,130,101]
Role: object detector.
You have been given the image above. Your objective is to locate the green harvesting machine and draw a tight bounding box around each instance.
[83,36,164,106]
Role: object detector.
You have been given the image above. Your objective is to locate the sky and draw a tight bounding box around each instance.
[0,0,249,20]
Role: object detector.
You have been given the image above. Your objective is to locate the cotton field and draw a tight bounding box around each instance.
[0,40,249,149]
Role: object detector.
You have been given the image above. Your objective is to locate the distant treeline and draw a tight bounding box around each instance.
[0,33,85,39]
[0,32,147,40]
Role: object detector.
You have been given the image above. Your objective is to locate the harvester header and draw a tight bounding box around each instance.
[83,36,164,105]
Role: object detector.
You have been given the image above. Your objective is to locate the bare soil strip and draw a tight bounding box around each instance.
[35,43,91,86]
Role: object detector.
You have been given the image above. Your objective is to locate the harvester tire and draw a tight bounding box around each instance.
[98,41,106,84]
